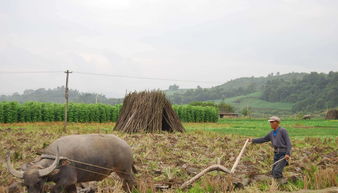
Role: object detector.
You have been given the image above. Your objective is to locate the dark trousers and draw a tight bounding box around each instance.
[272,152,288,179]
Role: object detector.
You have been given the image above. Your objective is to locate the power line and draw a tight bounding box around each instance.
[0,71,64,74]
[0,70,223,84]
[74,71,222,84]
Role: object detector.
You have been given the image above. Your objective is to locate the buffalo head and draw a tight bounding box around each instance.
[6,147,60,193]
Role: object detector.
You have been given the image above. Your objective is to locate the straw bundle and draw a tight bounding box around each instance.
[325,109,338,120]
[113,91,185,133]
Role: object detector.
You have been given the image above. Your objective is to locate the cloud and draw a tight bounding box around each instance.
[0,0,337,97]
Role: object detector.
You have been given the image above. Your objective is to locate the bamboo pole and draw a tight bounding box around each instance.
[230,139,249,173]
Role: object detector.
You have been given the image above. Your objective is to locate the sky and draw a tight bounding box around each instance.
[0,0,337,97]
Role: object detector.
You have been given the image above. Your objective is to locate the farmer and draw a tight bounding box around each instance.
[248,116,292,182]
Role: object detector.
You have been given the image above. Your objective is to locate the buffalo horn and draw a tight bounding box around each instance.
[38,146,60,177]
[6,152,24,179]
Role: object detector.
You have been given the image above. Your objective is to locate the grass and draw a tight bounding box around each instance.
[213,92,294,112]
[185,118,338,138]
[225,92,293,110]
[3,118,337,138]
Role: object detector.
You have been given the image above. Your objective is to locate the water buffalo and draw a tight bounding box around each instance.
[6,134,136,193]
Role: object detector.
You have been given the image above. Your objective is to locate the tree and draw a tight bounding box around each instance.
[218,102,234,113]
[168,84,179,91]
[241,106,252,117]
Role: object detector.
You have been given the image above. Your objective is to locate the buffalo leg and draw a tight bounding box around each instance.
[51,166,77,193]
[51,184,76,193]
[51,185,64,193]
[65,184,77,193]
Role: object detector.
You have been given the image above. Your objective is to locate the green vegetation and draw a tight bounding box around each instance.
[1,118,337,138]
[167,72,338,114]
[223,92,293,110]
[0,101,122,123]
[262,71,338,112]
[166,72,307,104]
[0,102,219,123]
[185,118,338,138]
[189,101,234,113]
[210,92,294,117]
[0,86,122,104]
[2,72,337,116]
[173,105,219,122]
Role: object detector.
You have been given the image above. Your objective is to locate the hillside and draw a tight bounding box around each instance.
[1,72,337,114]
[215,72,307,91]
[216,92,294,116]
[166,72,338,113]
[166,72,307,104]
[0,86,122,105]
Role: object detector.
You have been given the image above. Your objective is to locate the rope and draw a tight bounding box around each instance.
[40,154,132,176]
[66,161,135,193]
[271,157,286,167]
[40,154,135,193]
[67,164,112,178]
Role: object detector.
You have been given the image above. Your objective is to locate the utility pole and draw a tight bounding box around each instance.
[63,70,72,132]
[96,93,98,104]
[246,104,249,117]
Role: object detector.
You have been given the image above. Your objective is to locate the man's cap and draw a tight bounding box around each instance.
[268,116,281,122]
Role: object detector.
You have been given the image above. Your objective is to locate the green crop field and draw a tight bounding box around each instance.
[213,92,295,116]
[185,118,338,138]
[0,101,219,123]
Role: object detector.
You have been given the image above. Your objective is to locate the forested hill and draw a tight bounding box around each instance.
[166,72,338,112]
[0,87,122,105]
[262,72,338,112]
[1,72,337,113]
[166,72,307,103]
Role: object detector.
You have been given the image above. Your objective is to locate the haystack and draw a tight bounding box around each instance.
[325,109,338,120]
[113,91,185,133]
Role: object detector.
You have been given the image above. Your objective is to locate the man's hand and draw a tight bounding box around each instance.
[285,154,290,160]
[248,138,252,143]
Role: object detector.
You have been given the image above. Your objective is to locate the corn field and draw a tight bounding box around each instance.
[0,101,122,123]
[0,102,219,123]
[173,105,219,122]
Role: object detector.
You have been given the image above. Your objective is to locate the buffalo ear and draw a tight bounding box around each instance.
[48,158,70,176]
[61,160,70,166]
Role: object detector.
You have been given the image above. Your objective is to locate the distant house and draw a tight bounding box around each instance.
[219,112,239,118]
[302,115,312,120]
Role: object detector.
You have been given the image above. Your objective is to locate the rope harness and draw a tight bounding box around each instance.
[40,154,133,177]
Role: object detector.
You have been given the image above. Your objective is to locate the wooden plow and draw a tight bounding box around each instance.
[180,139,250,189]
